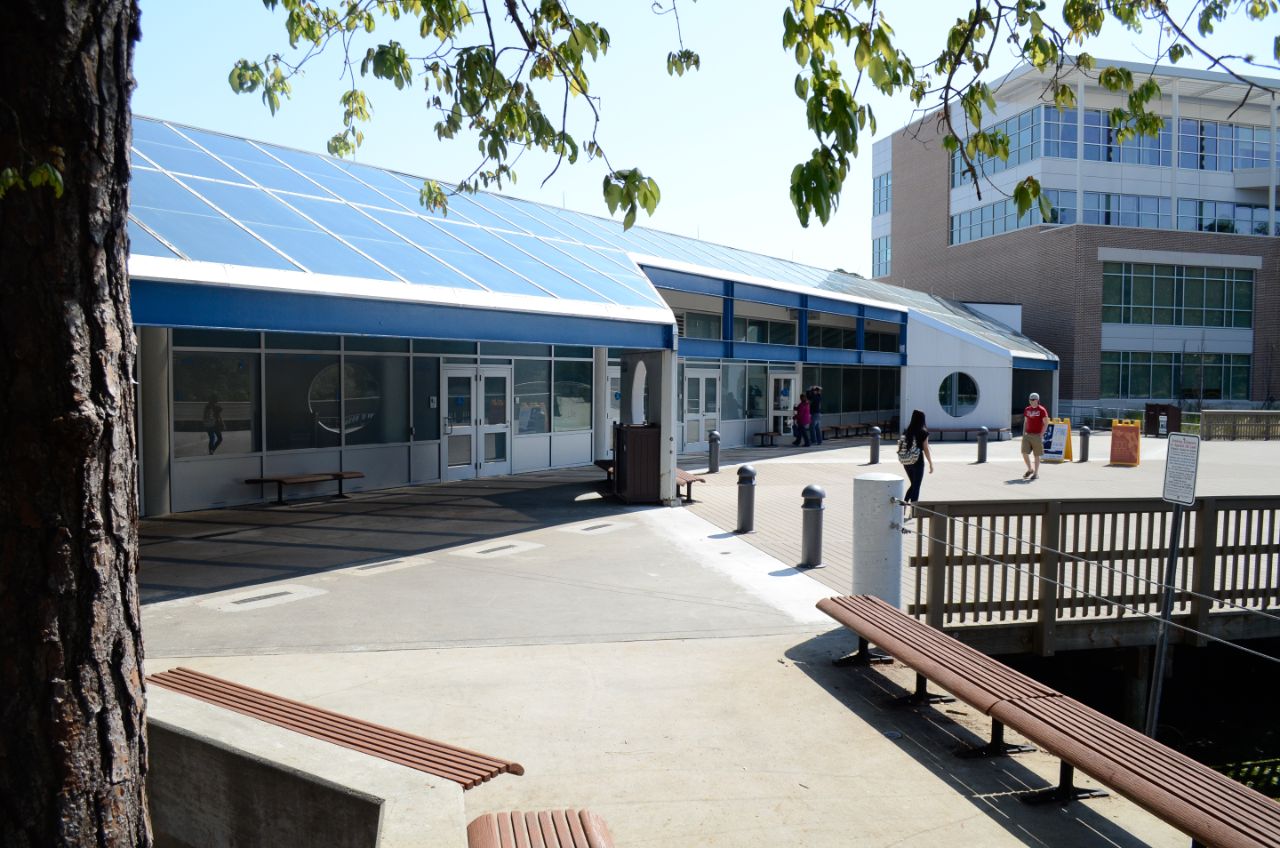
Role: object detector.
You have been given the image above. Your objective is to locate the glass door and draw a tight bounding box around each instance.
[769,373,798,437]
[477,367,511,477]
[443,365,513,480]
[684,369,719,452]
[444,366,476,480]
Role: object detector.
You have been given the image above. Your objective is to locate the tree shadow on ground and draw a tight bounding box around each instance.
[784,629,1171,848]
[138,469,639,604]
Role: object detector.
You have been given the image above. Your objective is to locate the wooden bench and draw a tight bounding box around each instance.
[675,468,706,503]
[753,430,782,447]
[594,458,616,483]
[468,810,615,848]
[148,667,523,789]
[818,595,1280,847]
[245,470,364,505]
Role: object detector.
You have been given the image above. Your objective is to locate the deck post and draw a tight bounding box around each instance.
[1034,501,1061,656]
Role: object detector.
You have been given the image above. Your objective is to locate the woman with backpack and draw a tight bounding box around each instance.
[898,409,934,509]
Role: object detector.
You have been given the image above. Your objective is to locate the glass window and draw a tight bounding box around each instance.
[173,329,260,348]
[842,368,860,413]
[515,359,551,434]
[172,351,261,458]
[412,356,441,441]
[414,339,476,355]
[267,333,340,351]
[938,371,979,417]
[128,219,179,258]
[746,365,767,419]
[554,346,593,359]
[722,363,746,420]
[683,312,721,340]
[769,321,797,346]
[346,336,410,352]
[265,353,342,450]
[343,356,410,445]
[552,360,592,432]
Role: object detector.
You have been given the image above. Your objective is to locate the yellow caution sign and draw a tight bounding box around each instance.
[1110,419,1141,466]
[1042,417,1072,463]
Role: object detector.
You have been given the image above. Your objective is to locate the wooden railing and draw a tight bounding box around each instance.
[1201,410,1280,441]
[908,496,1280,654]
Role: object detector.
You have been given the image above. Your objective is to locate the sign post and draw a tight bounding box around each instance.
[1144,433,1200,737]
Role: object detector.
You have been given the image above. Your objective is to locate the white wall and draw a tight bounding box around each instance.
[903,317,1014,431]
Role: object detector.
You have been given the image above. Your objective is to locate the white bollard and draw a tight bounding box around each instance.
[853,472,906,609]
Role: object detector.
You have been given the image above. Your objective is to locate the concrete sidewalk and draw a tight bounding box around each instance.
[139,454,1205,846]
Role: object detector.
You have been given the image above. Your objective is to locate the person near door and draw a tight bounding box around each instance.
[807,384,823,444]
[791,395,811,446]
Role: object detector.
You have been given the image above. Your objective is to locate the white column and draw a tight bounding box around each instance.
[1171,81,1180,226]
[852,473,907,607]
[1269,93,1276,236]
[657,349,679,505]
[1076,77,1085,218]
[140,326,172,516]
[592,347,610,459]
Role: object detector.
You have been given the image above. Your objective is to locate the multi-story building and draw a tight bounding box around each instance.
[873,60,1280,414]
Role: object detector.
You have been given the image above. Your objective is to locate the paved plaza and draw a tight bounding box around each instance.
[140,433,1277,846]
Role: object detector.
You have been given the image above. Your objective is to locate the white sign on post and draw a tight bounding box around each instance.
[1162,433,1200,506]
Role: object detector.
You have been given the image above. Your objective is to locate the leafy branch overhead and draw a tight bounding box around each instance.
[228,0,1279,232]
[230,0,671,228]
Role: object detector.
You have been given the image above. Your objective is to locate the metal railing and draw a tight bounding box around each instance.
[908,496,1280,654]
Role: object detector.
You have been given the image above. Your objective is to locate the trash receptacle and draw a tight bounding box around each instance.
[1143,403,1181,437]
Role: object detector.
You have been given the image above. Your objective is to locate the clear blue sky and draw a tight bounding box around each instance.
[132,1,1277,276]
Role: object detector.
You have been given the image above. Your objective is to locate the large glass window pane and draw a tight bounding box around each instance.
[514,360,551,434]
[172,351,261,458]
[343,356,410,445]
[842,368,860,413]
[182,128,326,195]
[265,353,342,450]
[173,329,260,348]
[412,356,441,441]
[722,364,746,420]
[552,360,592,432]
[746,365,767,418]
[131,119,246,183]
[769,322,797,346]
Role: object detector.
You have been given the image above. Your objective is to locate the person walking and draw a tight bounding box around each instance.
[807,384,823,444]
[899,409,934,509]
[791,395,811,446]
[1022,392,1048,480]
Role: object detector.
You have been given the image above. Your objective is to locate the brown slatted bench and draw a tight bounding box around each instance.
[148,667,523,789]
[675,468,705,503]
[819,595,1280,848]
[468,810,615,848]
[245,470,365,505]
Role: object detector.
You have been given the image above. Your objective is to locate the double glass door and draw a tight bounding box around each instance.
[684,370,719,452]
[444,365,512,480]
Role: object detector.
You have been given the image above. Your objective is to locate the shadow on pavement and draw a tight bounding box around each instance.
[785,629,1165,848]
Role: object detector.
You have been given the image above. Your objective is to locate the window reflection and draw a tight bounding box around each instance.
[172,351,261,458]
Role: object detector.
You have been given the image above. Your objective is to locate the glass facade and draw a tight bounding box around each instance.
[872,172,892,215]
[871,235,891,277]
[950,189,1074,245]
[1083,110,1172,165]
[1177,199,1275,236]
[1101,262,1254,328]
[950,106,1042,188]
[552,359,593,432]
[172,350,261,458]
[1101,351,1251,400]
[1083,192,1172,229]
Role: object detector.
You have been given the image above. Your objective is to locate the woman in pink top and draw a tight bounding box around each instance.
[791,396,811,447]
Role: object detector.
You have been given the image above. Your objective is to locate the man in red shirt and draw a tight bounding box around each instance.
[1021,392,1048,480]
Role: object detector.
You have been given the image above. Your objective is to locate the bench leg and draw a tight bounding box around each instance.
[1022,762,1109,805]
[903,672,956,706]
[833,636,894,667]
[683,482,693,503]
[274,482,286,505]
[335,475,350,499]
[957,720,1036,759]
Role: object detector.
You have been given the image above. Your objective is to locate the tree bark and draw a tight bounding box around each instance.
[0,2,148,846]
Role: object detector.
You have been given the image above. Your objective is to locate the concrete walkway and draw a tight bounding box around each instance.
[135,438,1252,846]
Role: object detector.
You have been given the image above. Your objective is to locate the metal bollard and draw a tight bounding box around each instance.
[1079,426,1091,462]
[735,464,757,534]
[977,426,989,464]
[869,426,882,464]
[798,484,826,568]
[708,430,721,474]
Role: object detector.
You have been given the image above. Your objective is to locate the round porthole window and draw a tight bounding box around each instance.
[308,363,380,434]
[938,372,979,418]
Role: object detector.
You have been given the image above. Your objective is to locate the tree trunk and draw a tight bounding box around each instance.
[0,2,148,846]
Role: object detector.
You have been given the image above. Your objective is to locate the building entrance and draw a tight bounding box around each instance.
[443,365,512,480]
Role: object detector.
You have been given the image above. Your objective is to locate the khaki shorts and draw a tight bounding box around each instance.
[1022,433,1044,457]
